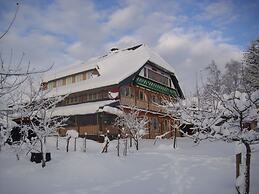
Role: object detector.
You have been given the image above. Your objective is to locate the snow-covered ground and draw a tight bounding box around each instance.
[0,137,258,194]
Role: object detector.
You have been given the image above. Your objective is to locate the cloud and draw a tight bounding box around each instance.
[155,30,241,94]
[0,0,245,94]
[196,1,237,26]
[0,0,106,69]
[105,5,140,31]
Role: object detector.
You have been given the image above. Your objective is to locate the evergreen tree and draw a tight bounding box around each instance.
[244,38,259,90]
[222,60,244,94]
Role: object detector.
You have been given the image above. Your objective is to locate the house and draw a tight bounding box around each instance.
[42,44,184,139]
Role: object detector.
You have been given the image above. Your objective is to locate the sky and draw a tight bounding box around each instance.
[0,0,258,94]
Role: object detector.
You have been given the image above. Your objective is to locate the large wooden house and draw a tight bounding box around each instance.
[42,44,184,139]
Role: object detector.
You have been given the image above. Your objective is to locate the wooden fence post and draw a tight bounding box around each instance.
[236,153,242,178]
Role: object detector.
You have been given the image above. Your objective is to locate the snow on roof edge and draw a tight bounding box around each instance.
[52,100,116,116]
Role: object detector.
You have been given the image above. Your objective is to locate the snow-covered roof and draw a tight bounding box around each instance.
[99,106,123,116]
[44,44,177,97]
[52,100,116,116]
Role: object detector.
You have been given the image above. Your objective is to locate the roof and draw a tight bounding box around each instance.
[44,44,177,97]
[51,100,116,116]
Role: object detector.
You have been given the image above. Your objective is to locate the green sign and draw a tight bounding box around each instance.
[134,76,178,97]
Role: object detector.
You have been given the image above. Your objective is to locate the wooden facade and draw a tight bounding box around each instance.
[57,82,180,139]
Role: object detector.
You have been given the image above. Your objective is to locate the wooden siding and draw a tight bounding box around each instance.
[120,96,135,107]
[79,125,99,136]
[136,100,148,109]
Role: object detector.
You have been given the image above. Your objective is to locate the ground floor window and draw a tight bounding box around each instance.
[161,119,169,132]
[150,117,159,131]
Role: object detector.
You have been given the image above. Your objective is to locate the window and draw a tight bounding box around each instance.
[66,76,73,85]
[92,93,97,101]
[144,67,147,77]
[138,90,146,101]
[75,73,83,82]
[69,97,73,104]
[74,96,78,103]
[148,69,169,86]
[56,79,63,87]
[88,93,93,101]
[87,72,93,79]
[64,98,69,105]
[161,120,169,132]
[139,67,147,77]
[103,91,108,99]
[151,94,160,104]
[47,82,53,89]
[121,86,134,97]
[47,81,56,89]
[62,78,66,86]
[151,117,159,131]
[82,94,87,102]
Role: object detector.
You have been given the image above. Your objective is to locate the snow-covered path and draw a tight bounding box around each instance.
[0,138,258,194]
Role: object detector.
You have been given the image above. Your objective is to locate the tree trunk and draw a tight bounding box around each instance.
[40,140,46,168]
[56,135,59,150]
[74,138,77,151]
[123,138,127,156]
[242,140,251,194]
[173,129,177,149]
[135,139,139,151]
[16,153,19,160]
[83,136,86,152]
[130,136,132,147]
[66,136,71,152]
[117,135,120,157]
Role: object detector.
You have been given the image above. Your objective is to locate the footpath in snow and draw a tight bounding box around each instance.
[0,137,258,194]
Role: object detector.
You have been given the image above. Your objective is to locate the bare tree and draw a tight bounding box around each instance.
[0,2,51,158]
[163,58,259,194]
[0,2,19,40]
[115,106,148,151]
[15,81,68,167]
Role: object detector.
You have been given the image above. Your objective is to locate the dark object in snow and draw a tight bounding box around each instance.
[30,153,42,163]
[6,127,37,145]
[180,123,195,135]
[30,152,51,163]
[46,153,51,162]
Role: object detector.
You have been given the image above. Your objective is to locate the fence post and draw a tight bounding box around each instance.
[56,135,59,150]
[74,137,77,151]
[117,134,120,157]
[83,132,87,152]
[236,153,242,178]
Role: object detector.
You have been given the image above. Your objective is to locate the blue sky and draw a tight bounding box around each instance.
[0,0,258,93]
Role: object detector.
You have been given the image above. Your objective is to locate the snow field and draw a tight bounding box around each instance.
[0,137,258,194]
